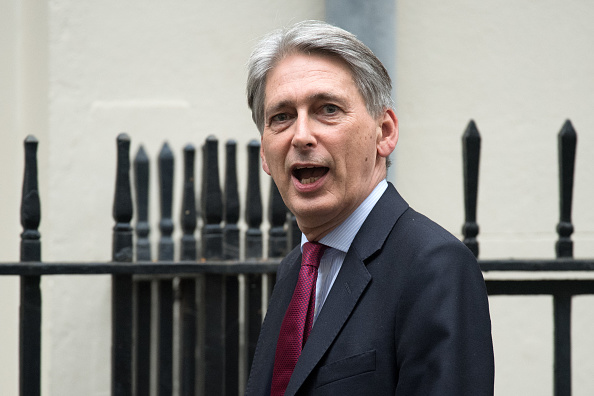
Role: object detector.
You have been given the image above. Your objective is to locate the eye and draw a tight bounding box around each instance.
[322,104,339,114]
[271,113,289,123]
[267,112,294,131]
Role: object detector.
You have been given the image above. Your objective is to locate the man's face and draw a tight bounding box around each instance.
[260,52,397,240]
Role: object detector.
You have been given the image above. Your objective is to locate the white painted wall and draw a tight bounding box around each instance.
[0,1,324,395]
[1,1,593,395]
[396,1,594,395]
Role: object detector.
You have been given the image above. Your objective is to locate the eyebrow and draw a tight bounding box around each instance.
[265,92,348,119]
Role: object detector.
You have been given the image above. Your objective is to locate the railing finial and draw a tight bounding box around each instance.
[134,145,151,261]
[556,119,577,259]
[158,142,175,261]
[462,120,481,258]
[180,143,197,260]
[223,140,240,260]
[112,133,133,262]
[268,181,287,258]
[21,135,41,262]
[201,135,223,258]
[246,140,263,259]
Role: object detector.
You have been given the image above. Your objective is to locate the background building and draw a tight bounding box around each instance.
[1,0,593,395]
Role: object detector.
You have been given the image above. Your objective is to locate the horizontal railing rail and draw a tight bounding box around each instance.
[3,259,594,276]
[0,260,281,276]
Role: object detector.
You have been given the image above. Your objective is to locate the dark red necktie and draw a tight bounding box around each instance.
[270,242,327,395]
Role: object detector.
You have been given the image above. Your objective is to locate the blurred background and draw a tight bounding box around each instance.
[1,0,593,394]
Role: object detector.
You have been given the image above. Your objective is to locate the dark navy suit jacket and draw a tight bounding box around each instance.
[245,183,494,395]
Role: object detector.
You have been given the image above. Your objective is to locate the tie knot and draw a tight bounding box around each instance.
[302,242,327,269]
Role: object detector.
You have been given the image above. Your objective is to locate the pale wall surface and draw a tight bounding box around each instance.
[1,0,593,395]
[395,1,594,395]
[0,1,324,395]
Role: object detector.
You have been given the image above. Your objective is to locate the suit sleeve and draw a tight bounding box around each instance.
[393,237,494,396]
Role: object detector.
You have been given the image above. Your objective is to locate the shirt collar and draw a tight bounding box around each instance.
[301,179,388,253]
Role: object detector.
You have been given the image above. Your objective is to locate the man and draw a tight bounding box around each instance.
[245,20,494,395]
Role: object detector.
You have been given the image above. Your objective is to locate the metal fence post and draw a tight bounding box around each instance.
[201,136,226,395]
[179,144,198,396]
[157,142,175,396]
[112,133,134,396]
[19,135,42,396]
[554,120,577,396]
[133,145,152,396]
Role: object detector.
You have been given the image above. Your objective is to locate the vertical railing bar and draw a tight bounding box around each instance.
[158,142,175,396]
[554,295,572,396]
[554,119,577,396]
[133,281,152,396]
[179,144,198,396]
[19,135,42,396]
[462,120,481,258]
[245,140,264,372]
[133,145,152,396]
[201,136,225,395]
[223,140,241,396]
[112,133,134,396]
[226,278,240,396]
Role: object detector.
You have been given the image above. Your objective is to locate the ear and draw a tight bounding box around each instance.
[376,108,398,158]
[260,137,271,175]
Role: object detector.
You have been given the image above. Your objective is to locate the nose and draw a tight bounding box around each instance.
[291,114,316,149]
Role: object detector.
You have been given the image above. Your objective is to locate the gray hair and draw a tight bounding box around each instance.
[247,20,394,134]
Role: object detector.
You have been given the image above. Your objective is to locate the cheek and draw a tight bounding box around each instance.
[263,148,287,179]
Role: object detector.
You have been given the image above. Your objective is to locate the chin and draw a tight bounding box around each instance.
[291,202,335,225]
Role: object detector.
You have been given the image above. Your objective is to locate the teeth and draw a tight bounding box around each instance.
[301,176,320,185]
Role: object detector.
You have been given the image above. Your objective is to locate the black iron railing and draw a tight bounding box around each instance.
[1,120,592,396]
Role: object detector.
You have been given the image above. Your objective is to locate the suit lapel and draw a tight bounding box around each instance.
[284,183,409,395]
[285,250,371,395]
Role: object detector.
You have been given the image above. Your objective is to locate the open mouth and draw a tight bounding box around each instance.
[292,166,329,185]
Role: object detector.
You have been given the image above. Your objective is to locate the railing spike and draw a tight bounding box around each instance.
[158,142,175,261]
[245,140,263,259]
[113,133,133,260]
[21,135,41,261]
[268,181,288,258]
[223,140,240,260]
[180,144,197,260]
[556,119,577,259]
[134,145,151,261]
[462,120,481,258]
[201,135,223,259]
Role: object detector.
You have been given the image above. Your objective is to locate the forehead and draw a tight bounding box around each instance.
[264,53,359,109]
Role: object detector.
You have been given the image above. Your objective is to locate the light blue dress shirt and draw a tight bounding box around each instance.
[300,179,388,323]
